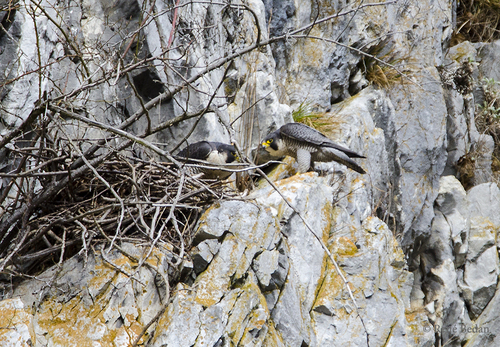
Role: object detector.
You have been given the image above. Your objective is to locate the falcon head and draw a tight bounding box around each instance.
[262,130,285,156]
[211,143,239,164]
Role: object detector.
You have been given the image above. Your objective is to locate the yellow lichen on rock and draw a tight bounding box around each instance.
[194,235,241,307]
[34,283,144,346]
[333,236,359,256]
[8,246,167,347]
[312,259,347,317]
[227,278,269,345]
[0,298,33,347]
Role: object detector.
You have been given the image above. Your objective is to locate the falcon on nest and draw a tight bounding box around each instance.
[177,141,239,179]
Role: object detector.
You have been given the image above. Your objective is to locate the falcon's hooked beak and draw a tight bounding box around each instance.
[262,132,280,153]
[231,150,240,162]
[221,149,239,163]
[262,139,273,148]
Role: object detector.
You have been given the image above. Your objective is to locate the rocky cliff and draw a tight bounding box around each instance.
[1,0,500,346]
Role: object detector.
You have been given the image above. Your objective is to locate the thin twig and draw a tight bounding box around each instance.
[255,167,370,345]
[131,302,169,347]
[51,115,126,253]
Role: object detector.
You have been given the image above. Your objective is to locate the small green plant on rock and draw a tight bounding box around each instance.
[292,101,343,135]
[479,78,500,116]
[292,101,322,124]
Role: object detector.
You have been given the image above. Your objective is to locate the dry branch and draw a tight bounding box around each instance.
[0,149,238,281]
[0,0,399,314]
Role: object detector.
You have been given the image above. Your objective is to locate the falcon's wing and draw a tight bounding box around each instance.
[177,141,214,160]
[279,123,328,145]
[280,123,365,158]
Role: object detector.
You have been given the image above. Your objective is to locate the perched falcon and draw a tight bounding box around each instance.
[262,123,366,174]
[177,141,239,179]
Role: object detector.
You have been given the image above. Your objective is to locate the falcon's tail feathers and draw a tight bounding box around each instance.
[339,157,366,174]
[326,148,366,174]
[324,142,366,158]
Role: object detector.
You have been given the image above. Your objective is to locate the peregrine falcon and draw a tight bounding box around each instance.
[262,123,366,174]
[177,141,239,179]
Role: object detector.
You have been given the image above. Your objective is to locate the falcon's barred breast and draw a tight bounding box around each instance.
[262,123,366,174]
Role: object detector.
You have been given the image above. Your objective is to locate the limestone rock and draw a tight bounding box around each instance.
[9,243,169,346]
[464,287,500,347]
[434,176,470,267]
[441,41,494,187]
[252,246,289,292]
[460,183,500,318]
[191,239,221,274]
[0,297,32,346]
[390,68,449,247]
[476,40,500,84]
[4,0,500,346]
[0,172,427,347]
[310,216,431,347]
[417,177,471,346]
[155,200,282,346]
[417,176,500,346]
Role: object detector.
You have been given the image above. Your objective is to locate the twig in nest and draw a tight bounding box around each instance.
[51,115,126,252]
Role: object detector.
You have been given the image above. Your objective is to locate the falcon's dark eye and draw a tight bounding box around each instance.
[268,139,273,144]
[231,151,236,156]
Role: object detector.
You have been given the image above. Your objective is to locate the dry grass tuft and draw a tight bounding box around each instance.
[359,39,406,89]
[292,101,344,136]
[475,78,500,184]
[456,150,477,190]
[365,60,404,88]
[455,0,500,43]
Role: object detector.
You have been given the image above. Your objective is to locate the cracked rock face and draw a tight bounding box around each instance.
[416,176,500,346]
[3,0,500,346]
[1,174,428,347]
[9,243,169,346]
[462,183,500,318]
[157,175,430,347]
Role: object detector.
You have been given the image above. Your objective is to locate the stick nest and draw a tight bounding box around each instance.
[0,148,237,292]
